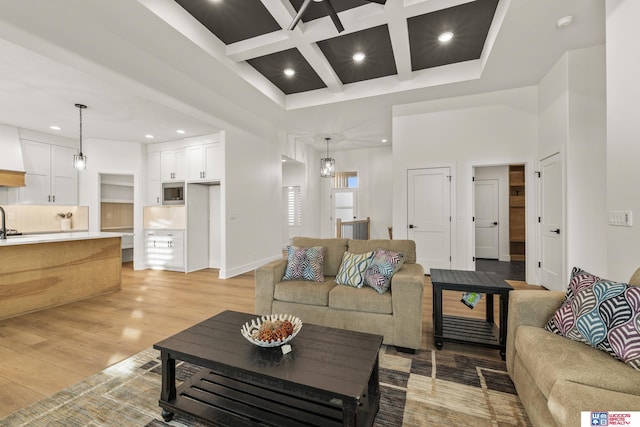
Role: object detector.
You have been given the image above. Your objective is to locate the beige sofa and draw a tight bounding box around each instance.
[255,237,425,351]
[507,270,640,427]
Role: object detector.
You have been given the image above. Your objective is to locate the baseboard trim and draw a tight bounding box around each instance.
[219,254,283,279]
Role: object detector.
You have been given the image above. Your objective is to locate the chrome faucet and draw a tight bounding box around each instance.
[0,206,5,239]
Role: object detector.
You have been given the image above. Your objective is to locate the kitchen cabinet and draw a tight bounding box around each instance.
[144,229,184,271]
[186,143,222,182]
[19,140,77,205]
[147,152,161,205]
[161,149,185,182]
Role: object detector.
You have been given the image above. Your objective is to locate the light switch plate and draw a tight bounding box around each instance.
[609,211,633,227]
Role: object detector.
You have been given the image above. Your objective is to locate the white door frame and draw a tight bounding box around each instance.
[469,161,535,283]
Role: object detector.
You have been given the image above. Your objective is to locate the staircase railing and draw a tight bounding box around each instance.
[336,217,370,240]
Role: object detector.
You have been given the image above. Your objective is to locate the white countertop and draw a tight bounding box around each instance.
[0,232,124,247]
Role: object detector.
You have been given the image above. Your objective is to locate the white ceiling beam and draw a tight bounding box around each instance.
[297,42,343,93]
[385,1,412,81]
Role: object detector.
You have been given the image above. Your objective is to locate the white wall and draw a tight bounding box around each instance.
[222,125,282,278]
[606,0,640,282]
[474,165,510,261]
[538,45,607,283]
[319,146,393,239]
[79,138,146,270]
[392,87,538,279]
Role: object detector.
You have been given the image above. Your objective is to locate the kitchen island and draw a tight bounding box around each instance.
[0,232,122,320]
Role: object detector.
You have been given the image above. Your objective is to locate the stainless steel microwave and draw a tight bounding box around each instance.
[162,182,185,205]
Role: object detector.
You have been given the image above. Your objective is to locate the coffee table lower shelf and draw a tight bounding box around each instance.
[435,315,501,350]
[160,368,378,427]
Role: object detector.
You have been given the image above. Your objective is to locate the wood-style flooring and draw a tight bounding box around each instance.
[0,263,542,418]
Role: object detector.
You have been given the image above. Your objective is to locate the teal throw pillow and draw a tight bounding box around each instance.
[335,251,375,288]
[364,249,406,294]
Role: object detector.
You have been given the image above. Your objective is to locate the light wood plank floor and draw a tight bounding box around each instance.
[0,263,542,418]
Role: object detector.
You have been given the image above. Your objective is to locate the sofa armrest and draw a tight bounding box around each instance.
[390,263,425,349]
[255,258,287,315]
[506,290,565,373]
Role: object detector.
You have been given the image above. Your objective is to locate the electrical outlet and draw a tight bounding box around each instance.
[608,211,633,227]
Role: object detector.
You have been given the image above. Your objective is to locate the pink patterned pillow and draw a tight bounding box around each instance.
[546,274,640,370]
[282,246,324,282]
[364,249,406,294]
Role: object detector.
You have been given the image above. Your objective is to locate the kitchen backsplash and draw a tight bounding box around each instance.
[143,205,186,229]
[2,205,89,233]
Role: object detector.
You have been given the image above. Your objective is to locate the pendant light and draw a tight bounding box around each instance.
[320,137,335,178]
[73,103,87,171]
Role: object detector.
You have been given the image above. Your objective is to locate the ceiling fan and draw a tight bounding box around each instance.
[288,0,386,33]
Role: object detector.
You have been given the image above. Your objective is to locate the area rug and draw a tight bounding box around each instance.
[0,346,531,426]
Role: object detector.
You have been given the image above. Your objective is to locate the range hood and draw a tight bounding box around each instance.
[0,124,26,187]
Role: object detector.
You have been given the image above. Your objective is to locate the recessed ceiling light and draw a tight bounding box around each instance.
[50,125,61,131]
[557,15,574,28]
[352,52,366,62]
[438,32,454,43]
[176,129,186,134]
[145,134,154,139]
[282,159,287,163]
[284,68,295,77]
[381,139,388,143]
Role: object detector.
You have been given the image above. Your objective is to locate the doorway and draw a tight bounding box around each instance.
[99,173,134,262]
[473,165,526,281]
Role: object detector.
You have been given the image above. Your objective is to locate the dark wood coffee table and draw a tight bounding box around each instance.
[430,269,514,360]
[153,310,383,427]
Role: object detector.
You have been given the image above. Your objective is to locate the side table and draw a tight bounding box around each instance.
[430,269,514,360]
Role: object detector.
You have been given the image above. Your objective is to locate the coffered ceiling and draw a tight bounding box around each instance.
[162,0,501,104]
[0,0,605,150]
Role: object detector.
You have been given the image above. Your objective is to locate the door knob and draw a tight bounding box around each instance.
[409,224,417,229]
[550,229,561,234]
[492,222,498,226]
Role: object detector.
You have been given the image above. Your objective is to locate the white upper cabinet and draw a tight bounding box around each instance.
[161,149,185,182]
[147,152,161,205]
[186,143,222,182]
[19,140,77,205]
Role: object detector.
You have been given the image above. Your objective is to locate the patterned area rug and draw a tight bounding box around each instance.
[0,346,531,426]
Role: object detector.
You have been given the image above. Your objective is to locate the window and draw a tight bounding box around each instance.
[334,171,358,189]
[286,186,302,227]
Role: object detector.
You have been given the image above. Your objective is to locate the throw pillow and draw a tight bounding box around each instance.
[545,279,640,370]
[544,267,603,331]
[282,246,324,282]
[364,249,406,294]
[335,251,376,288]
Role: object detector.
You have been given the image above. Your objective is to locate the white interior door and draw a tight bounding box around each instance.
[331,189,357,237]
[408,167,451,273]
[539,153,563,291]
[475,179,499,259]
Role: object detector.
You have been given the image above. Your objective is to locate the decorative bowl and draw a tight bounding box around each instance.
[241,313,303,348]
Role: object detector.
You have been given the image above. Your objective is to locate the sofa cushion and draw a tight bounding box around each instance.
[335,251,375,288]
[545,279,640,370]
[274,279,336,307]
[514,326,640,398]
[348,239,416,264]
[282,245,325,282]
[329,285,393,314]
[364,249,406,294]
[292,237,348,276]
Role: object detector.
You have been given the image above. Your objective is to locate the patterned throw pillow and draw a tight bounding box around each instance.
[282,246,324,282]
[364,249,406,294]
[335,251,376,288]
[545,267,602,331]
[545,277,640,370]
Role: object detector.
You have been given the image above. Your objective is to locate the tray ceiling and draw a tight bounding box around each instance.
[169,0,501,107]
